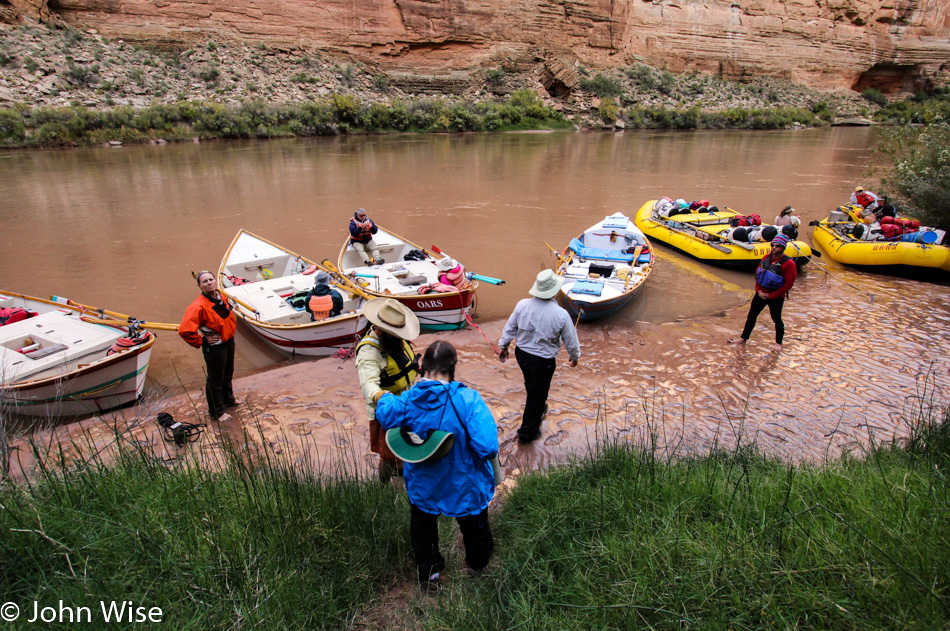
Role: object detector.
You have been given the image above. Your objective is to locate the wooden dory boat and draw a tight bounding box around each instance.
[634,200,814,270]
[555,212,654,321]
[219,230,369,356]
[0,291,155,417]
[811,205,950,272]
[338,226,477,330]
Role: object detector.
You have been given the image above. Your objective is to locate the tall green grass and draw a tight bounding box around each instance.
[1,395,947,629]
[0,429,411,629]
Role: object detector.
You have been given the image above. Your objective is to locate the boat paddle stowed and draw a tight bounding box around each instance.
[466,273,506,285]
[52,296,181,331]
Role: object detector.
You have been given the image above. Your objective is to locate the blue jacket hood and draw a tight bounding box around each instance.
[375,378,499,517]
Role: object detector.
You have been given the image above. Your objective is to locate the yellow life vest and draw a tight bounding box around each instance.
[355,333,419,393]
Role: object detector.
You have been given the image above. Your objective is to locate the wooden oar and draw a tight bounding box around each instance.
[320,259,373,301]
[53,296,180,330]
[81,316,179,332]
[543,240,568,266]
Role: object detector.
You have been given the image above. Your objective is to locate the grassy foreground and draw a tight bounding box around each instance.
[1,408,948,629]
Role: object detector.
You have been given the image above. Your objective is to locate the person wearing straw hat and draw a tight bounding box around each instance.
[355,298,422,481]
[729,234,798,350]
[179,271,238,422]
[376,340,499,592]
[498,269,580,444]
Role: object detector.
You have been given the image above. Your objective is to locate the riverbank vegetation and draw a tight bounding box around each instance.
[3,21,949,149]
[2,399,947,629]
[878,122,950,230]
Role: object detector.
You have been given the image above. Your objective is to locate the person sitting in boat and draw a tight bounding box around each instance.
[774,206,801,228]
[850,186,882,212]
[437,258,468,290]
[304,270,343,321]
[349,208,384,266]
[875,197,897,221]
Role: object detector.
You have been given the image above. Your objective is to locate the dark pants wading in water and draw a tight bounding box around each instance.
[203,338,235,419]
[740,294,786,344]
[515,347,557,441]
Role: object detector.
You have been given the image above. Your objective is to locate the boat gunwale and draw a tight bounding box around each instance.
[0,291,156,391]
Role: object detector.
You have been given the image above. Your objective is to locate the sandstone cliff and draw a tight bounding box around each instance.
[4,0,949,94]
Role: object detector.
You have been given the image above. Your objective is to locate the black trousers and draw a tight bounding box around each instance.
[410,504,493,582]
[515,347,557,440]
[740,294,786,344]
[203,338,235,418]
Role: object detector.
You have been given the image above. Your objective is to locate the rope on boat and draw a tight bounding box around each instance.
[464,311,500,354]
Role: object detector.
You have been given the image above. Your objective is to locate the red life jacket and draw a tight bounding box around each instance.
[855,192,876,209]
[308,294,333,320]
[350,218,374,243]
[0,308,36,326]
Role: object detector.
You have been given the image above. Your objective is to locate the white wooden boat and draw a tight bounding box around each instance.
[337,226,477,330]
[0,291,155,417]
[219,230,369,356]
[555,213,654,321]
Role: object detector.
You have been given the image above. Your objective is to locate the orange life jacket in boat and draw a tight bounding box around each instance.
[350,218,374,243]
[308,294,333,320]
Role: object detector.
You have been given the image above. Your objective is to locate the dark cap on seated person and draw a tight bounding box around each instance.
[314,270,330,285]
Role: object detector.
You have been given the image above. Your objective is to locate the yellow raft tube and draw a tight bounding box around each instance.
[633,200,814,270]
[811,205,950,272]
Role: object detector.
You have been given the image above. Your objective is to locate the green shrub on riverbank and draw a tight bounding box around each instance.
[0,90,571,148]
[621,104,825,129]
[1,407,947,628]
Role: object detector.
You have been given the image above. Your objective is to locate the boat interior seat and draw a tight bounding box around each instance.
[569,239,636,264]
[0,311,120,383]
[569,280,604,296]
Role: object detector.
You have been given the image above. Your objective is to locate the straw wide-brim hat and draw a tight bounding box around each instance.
[363,298,420,340]
[386,427,455,463]
[529,269,564,299]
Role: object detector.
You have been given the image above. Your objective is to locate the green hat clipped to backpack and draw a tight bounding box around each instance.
[385,426,455,463]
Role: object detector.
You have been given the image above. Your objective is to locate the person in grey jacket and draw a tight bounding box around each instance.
[498,269,580,444]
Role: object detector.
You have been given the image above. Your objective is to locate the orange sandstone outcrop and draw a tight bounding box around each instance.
[5,0,948,93]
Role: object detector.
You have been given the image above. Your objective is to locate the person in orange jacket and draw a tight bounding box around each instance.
[179,271,238,421]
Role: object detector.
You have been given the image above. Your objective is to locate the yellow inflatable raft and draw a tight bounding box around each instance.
[633,200,814,270]
[811,205,950,272]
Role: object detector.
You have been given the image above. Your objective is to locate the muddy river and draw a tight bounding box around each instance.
[2,127,948,478]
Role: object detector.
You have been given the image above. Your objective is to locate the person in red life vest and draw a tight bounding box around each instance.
[728,235,798,351]
[179,271,238,421]
[355,298,421,482]
[304,270,343,321]
[349,207,383,266]
[436,257,468,290]
[850,186,882,212]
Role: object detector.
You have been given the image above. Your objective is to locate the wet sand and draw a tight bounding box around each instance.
[10,263,949,483]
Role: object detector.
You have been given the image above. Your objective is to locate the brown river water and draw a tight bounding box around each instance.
[2,127,948,479]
